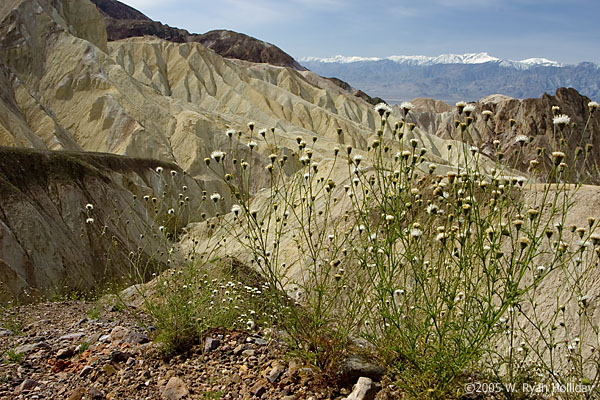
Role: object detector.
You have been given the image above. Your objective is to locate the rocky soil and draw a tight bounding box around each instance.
[0,300,397,400]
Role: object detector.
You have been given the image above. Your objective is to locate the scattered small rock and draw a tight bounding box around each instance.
[343,377,378,400]
[99,334,111,342]
[67,386,86,400]
[102,363,117,376]
[228,373,243,385]
[250,379,268,397]
[0,329,12,337]
[16,378,40,393]
[254,337,268,346]
[204,337,220,353]
[242,349,256,357]
[56,347,75,359]
[88,387,105,400]
[124,331,149,344]
[339,355,386,385]
[79,365,94,378]
[161,376,189,400]
[85,332,102,344]
[110,350,133,363]
[233,344,247,355]
[59,332,85,341]
[287,358,303,375]
[0,301,349,400]
[267,363,286,383]
[14,341,51,354]
[109,326,129,342]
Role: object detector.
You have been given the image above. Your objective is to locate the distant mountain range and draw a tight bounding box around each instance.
[300,53,600,103]
[301,53,564,69]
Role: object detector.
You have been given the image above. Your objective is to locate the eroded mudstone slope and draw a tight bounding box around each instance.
[0,0,388,186]
[0,147,217,302]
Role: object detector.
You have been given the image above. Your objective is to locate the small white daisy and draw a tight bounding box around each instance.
[435,232,447,242]
[225,129,236,138]
[426,204,439,215]
[514,135,528,145]
[211,150,225,162]
[463,104,476,114]
[410,228,423,237]
[374,102,392,116]
[536,265,546,276]
[552,151,566,164]
[400,101,414,113]
[552,114,571,128]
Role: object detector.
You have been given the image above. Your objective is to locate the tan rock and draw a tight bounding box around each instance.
[161,376,189,400]
[67,386,86,400]
[343,377,377,400]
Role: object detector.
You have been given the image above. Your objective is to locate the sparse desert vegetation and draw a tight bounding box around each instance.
[124,101,599,398]
[1,0,599,398]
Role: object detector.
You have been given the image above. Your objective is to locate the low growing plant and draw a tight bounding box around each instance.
[138,254,280,354]
[5,349,24,364]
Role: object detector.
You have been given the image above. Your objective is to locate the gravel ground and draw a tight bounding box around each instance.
[0,300,397,400]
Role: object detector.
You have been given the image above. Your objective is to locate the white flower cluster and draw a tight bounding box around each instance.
[374,102,392,115]
[552,114,571,127]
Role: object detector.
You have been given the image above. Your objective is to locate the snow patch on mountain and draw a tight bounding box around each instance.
[519,58,561,66]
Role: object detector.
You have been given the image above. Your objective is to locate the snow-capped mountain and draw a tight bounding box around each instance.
[300,52,563,69]
[300,53,598,103]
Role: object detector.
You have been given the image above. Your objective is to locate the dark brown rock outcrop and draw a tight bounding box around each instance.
[325,78,386,105]
[91,0,150,21]
[90,0,305,70]
[197,29,306,70]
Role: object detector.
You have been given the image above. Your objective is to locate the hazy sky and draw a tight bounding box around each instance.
[120,0,600,64]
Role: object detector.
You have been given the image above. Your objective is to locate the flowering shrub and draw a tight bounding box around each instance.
[141,100,599,397]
